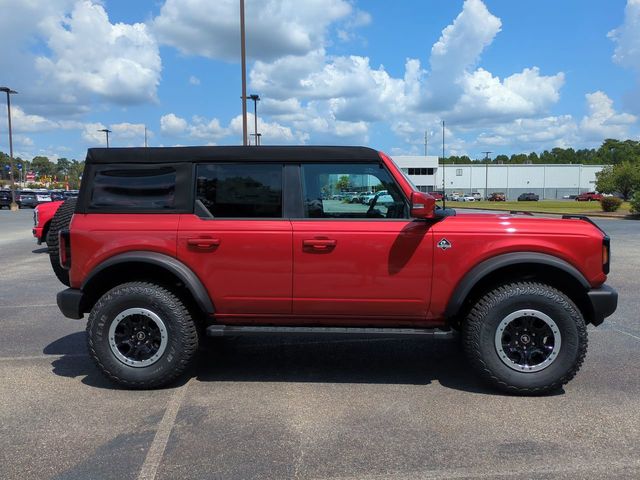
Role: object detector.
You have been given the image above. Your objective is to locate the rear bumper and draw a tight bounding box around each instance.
[57,288,84,319]
[587,284,618,326]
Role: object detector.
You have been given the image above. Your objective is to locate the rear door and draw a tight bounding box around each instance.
[177,163,292,317]
[291,162,433,320]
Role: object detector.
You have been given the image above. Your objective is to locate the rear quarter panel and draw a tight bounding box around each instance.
[69,214,180,288]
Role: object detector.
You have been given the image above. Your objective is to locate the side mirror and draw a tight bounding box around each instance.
[410,191,436,219]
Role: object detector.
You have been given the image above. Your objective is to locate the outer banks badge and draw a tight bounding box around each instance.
[437,238,452,250]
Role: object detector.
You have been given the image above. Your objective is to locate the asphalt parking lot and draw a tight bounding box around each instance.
[0,209,638,480]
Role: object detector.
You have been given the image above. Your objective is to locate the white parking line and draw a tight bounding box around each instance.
[611,326,640,342]
[0,353,88,362]
[138,380,190,480]
[0,304,58,308]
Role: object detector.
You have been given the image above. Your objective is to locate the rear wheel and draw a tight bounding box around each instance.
[463,282,587,395]
[47,198,77,286]
[87,282,199,389]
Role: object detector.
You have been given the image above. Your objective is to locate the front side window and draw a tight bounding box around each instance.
[196,163,283,218]
[301,163,408,219]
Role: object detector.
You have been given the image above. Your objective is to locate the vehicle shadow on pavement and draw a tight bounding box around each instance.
[44,332,119,389]
[44,332,564,395]
[194,335,521,396]
[32,247,48,254]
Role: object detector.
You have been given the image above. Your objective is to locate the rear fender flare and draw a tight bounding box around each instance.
[82,251,214,314]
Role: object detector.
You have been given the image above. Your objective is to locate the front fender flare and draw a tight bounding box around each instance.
[444,252,590,319]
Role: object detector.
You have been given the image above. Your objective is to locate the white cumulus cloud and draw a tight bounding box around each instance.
[153,0,355,61]
[35,1,161,105]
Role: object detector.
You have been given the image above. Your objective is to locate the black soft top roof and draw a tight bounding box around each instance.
[85,146,381,164]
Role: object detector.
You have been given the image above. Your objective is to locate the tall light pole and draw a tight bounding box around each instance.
[1,87,18,211]
[248,94,260,146]
[482,151,492,199]
[98,128,112,148]
[424,130,428,156]
[240,0,248,146]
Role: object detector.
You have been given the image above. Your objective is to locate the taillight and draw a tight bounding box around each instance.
[602,236,610,274]
[59,229,71,270]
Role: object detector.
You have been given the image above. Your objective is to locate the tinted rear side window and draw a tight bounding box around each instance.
[91,167,176,209]
[196,164,282,218]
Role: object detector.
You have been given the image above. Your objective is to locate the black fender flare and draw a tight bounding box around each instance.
[82,251,214,314]
[445,252,590,318]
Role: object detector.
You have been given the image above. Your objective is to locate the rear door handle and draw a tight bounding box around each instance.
[303,239,337,251]
[187,237,221,250]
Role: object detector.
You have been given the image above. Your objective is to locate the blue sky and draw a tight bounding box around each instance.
[0,0,639,162]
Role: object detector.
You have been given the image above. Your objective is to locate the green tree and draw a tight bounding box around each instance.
[336,175,350,191]
[595,162,640,200]
[31,156,56,178]
[56,158,71,178]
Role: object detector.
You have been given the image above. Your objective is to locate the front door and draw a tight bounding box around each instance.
[177,163,292,316]
[292,162,433,321]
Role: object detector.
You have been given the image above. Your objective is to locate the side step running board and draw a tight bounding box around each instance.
[206,325,453,337]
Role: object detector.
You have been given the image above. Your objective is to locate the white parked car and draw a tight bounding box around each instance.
[35,193,52,203]
[460,194,476,202]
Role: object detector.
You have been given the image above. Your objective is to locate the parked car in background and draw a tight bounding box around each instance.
[518,192,539,201]
[488,192,506,201]
[50,191,66,201]
[460,194,476,202]
[17,191,38,208]
[448,191,464,201]
[33,200,63,244]
[576,192,603,202]
[0,190,12,209]
[471,192,482,201]
[35,191,52,204]
[562,194,578,200]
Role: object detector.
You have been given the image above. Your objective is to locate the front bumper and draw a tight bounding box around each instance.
[33,227,43,244]
[587,284,618,326]
[57,288,84,319]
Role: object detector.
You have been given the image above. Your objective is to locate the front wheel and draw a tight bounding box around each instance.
[462,282,587,395]
[87,282,200,389]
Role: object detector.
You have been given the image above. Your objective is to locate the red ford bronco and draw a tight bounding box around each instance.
[56,146,617,393]
[33,200,63,244]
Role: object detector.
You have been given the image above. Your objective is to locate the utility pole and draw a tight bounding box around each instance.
[482,151,492,199]
[1,87,18,210]
[144,126,148,147]
[99,128,112,148]
[240,0,248,146]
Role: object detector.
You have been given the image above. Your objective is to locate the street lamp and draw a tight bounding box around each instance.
[0,87,18,211]
[98,128,112,148]
[248,94,260,146]
[250,132,262,146]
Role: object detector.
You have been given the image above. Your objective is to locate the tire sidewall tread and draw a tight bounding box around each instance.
[87,282,199,389]
[47,198,77,286]
[463,281,588,395]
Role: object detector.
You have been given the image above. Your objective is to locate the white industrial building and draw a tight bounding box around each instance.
[393,156,605,200]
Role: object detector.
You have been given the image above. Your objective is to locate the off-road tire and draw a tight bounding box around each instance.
[462,282,587,395]
[47,198,77,286]
[87,282,199,389]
